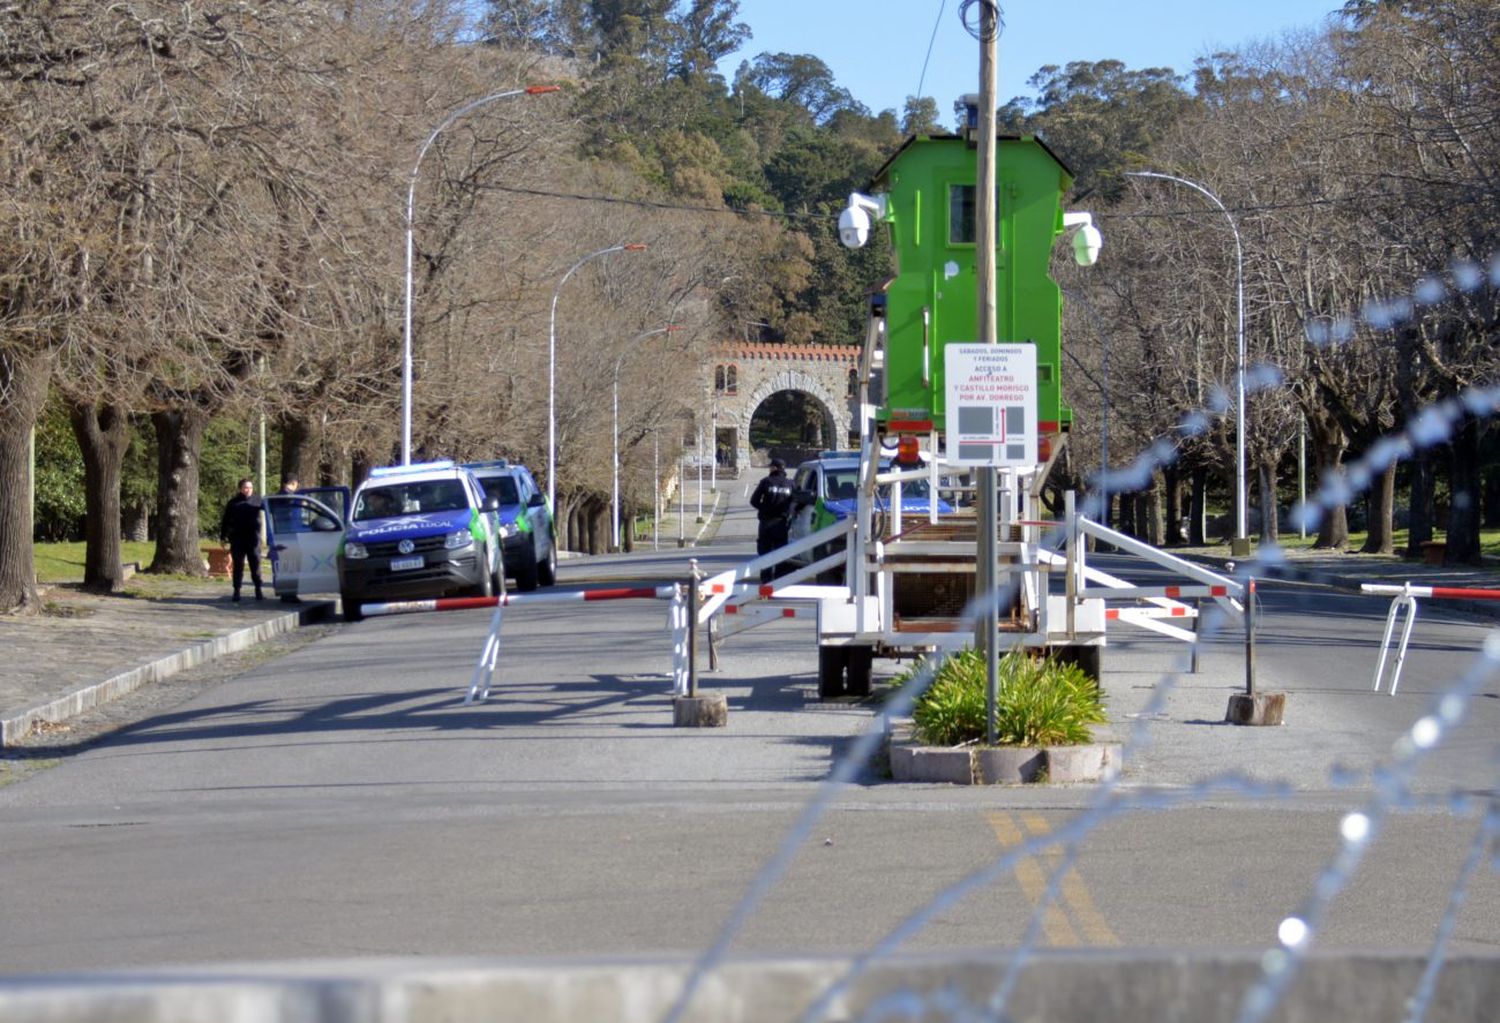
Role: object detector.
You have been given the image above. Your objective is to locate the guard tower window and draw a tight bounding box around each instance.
[948,184,975,245]
[715,364,738,394]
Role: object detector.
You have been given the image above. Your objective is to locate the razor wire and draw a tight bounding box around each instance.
[664,246,1500,1023]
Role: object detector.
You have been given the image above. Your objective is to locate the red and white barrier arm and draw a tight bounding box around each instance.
[725,605,804,618]
[363,585,677,618]
[1361,583,1500,601]
[1085,584,1231,600]
[1105,604,1198,621]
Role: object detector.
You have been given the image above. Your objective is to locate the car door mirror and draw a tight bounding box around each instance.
[484,496,501,512]
[528,493,545,508]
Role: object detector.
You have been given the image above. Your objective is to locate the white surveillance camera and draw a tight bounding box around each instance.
[1073,223,1102,266]
[1062,212,1103,267]
[838,192,887,250]
[839,205,871,248]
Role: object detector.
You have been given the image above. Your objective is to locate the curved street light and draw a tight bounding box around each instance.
[1125,170,1247,550]
[402,84,560,465]
[548,243,648,516]
[613,325,683,550]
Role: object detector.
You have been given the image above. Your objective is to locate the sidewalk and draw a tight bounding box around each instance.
[0,575,331,747]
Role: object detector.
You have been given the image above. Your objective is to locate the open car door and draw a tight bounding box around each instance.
[263,487,349,598]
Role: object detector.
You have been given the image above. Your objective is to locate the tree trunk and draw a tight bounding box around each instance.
[350,450,373,489]
[1446,418,1483,565]
[555,492,574,552]
[1484,465,1500,529]
[279,414,318,486]
[1405,450,1435,559]
[1189,468,1207,545]
[1257,461,1278,544]
[148,407,210,576]
[587,497,607,555]
[1360,463,1396,555]
[1311,426,1348,550]
[1141,484,1161,546]
[0,349,54,614]
[1117,490,1137,538]
[68,399,132,593]
[1163,465,1183,545]
[124,502,150,542]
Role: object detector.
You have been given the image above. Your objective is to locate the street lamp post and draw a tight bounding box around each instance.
[549,243,647,514]
[613,325,682,550]
[1125,170,1247,550]
[403,85,559,465]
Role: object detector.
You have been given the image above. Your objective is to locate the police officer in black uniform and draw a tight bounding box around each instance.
[750,458,797,583]
[219,477,264,602]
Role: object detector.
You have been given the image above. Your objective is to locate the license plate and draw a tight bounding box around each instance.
[390,556,423,571]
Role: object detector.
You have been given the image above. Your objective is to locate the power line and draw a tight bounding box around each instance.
[1111,186,1473,220]
[477,182,835,223]
[914,0,947,107]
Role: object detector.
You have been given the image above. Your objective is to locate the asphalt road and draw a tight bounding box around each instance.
[1,512,1497,979]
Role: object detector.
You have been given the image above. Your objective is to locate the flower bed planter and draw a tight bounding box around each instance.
[887,719,1121,785]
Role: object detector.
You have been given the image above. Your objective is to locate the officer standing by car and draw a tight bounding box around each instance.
[750,458,797,583]
[219,477,264,602]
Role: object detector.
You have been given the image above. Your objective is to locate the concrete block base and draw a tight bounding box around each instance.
[673,692,728,728]
[889,746,974,783]
[975,747,1044,784]
[1226,692,1286,726]
[886,730,1122,785]
[1046,743,1123,783]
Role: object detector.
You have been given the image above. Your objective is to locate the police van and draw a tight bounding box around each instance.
[334,461,502,621]
[461,460,557,591]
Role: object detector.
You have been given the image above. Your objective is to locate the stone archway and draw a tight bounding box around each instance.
[711,344,858,476]
[739,376,840,466]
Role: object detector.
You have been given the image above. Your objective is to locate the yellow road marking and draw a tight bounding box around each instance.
[1020,813,1121,947]
[986,811,1078,945]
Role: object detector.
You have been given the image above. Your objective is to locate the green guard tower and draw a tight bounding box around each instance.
[838,130,1099,448]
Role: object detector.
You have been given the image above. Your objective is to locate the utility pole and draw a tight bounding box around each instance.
[974,2,1001,746]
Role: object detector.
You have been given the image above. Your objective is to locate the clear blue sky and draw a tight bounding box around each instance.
[719,1,1343,118]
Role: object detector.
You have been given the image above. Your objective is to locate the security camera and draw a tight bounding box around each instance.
[1073,223,1102,266]
[1062,212,1103,267]
[838,192,887,249]
[839,204,871,248]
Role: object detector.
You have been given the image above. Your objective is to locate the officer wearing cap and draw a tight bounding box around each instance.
[750,458,797,583]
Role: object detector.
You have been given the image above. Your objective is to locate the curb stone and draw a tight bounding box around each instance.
[0,600,333,747]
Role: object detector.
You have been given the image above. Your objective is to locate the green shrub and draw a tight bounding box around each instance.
[902,648,1106,748]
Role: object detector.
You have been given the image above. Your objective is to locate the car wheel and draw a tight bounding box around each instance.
[476,556,494,599]
[514,547,539,591]
[538,538,557,587]
[341,591,364,623]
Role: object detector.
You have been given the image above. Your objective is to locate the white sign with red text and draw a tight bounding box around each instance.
[943,343,1037,467]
